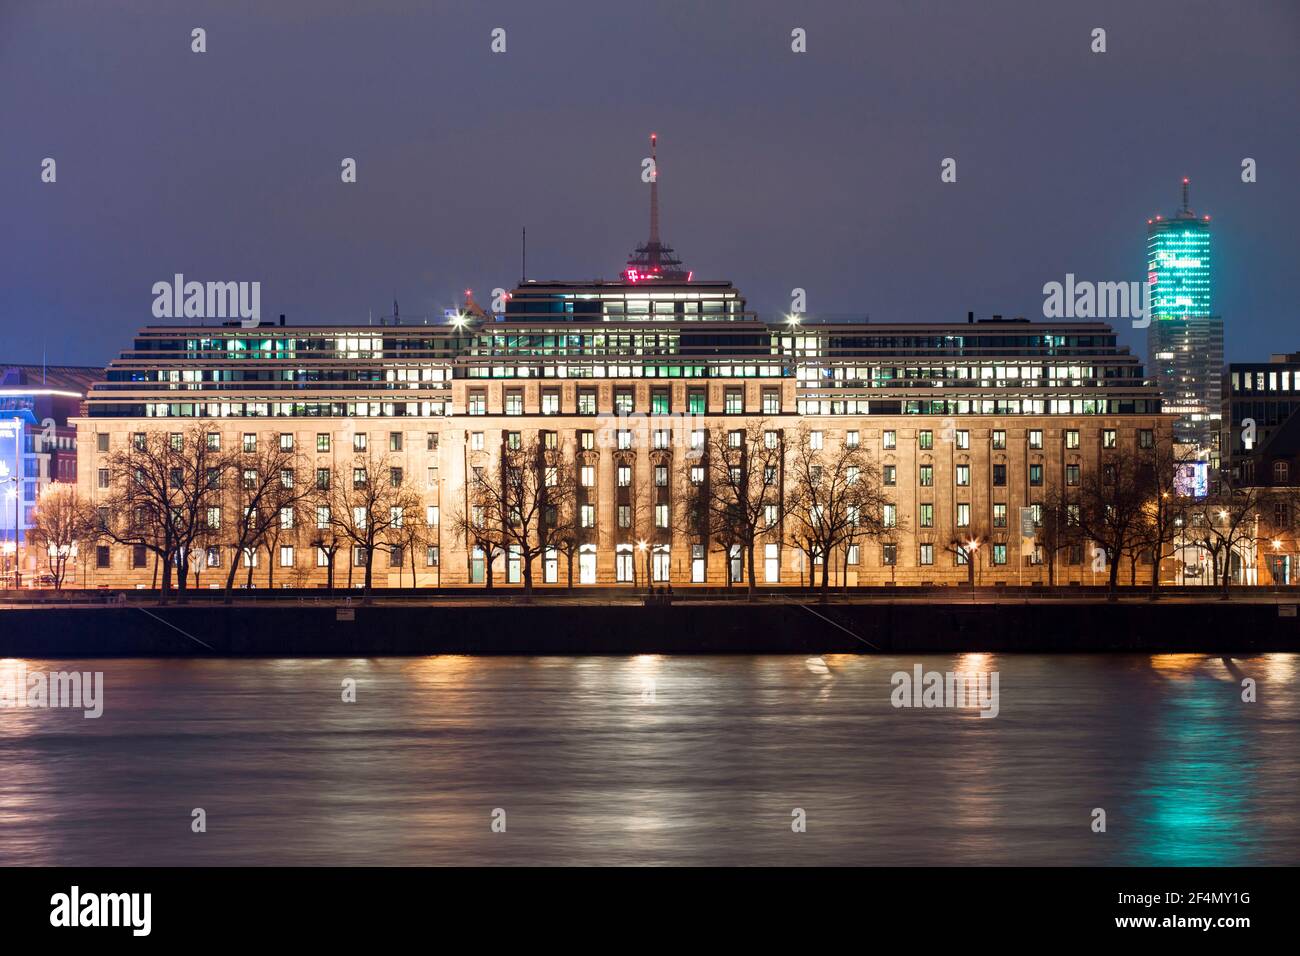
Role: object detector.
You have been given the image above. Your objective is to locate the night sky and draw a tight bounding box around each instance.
[3,0,1297,368]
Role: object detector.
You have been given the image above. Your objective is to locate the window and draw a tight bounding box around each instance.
[617,429,633,450]
[579,429,595,450]
[388,546,404,569]
[581,466,596,488]
[96,433,110,453]
[882,543,897,566]
[580,504,595,528]
[616,544,635,583]
[992,544,1007,565]
[427,432,439,451]
[468,392,486,416]
[919,503,933,528]
[132,544,148,568]
[690,465,704,485]
[316,468,331,490]
[317,433,331,452]
[691,544,706,582]
[919,544,934,566]
[918,430,933,450]
[653,429,670,450]
[1066,463,1080,486]
[505,391,523,415]
[279,507,294,530]
[810,431,823,450]
[578,390,597,415]
[1138,429,1154,449]
[654,465,668,487]
[617,505,631,528]
[993,503,1007,528]
[353,547,368,568]
[725,389,743,414]
[169,432,183,451]
[993,463,1006,487]
[353,467,367,489]
[882,430,896,450]
[764,543,780,582]
[846,430,859,448]
[847,545,860,566]
[1029,430,1043,449]
[279,433,294,452]
[616,464,631,487]
[883,465,896,485]
[426,546,440,568]
[279,546,295,568]
[1029,464,1043,486]
[132,432,146,451]
[317,548,330,568]
[1274,461,1290,484]
[542,390,560,414]
[955,465,970,486]
[655,504,669,528]
[651,390,670,415]
[389,431,403,452]
[615,390,634,414]
[764,430,779,449]
[353,433,367,453]
[97,468,110,490]
[728,430,743,449]
[762,390,780,415]
[96,545,111,568]
[316,506,330,529]
[956,430,969,450]
[505,431,521,451]
[956,503,970,528]
[1103,429,1117,449]
[1065,430,1080,449]
[470,432,484,451]
[883,504,896,527]
[242,433,257,453]
[386,466,402,488]
[652,545,670,582]
[426,505,439,527]
[919,465,933,487]
[992,430,1006,450]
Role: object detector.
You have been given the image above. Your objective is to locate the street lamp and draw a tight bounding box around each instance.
[636,539,649,593]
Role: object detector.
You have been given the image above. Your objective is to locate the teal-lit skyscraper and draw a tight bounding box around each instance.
[1147,178,1212,318]
[1146,179,1222,454]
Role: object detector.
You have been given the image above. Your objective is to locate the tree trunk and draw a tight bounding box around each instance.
[745,540,756,602]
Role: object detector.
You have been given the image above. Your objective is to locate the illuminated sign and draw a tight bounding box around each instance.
[1174,462,1209,499]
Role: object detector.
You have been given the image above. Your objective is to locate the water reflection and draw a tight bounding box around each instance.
[0,654,1294,866]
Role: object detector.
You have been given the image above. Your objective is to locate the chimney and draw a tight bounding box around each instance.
[967,311,974,324]
[279,314,285,327]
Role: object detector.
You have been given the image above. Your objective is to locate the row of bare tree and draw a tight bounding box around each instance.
[24,421,1299,602]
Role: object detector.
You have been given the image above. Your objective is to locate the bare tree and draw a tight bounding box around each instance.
[327,450,422,598]
[452,460,506,591]
[27,484,96,590]
[220,439,313,601]
[100,424,234,604]
[1038,483,1080,587]
[1131,439,1197,597]
[783,429,892,599]
[1077,451,1149,598]
[703,420,784,601]
[1184,479,1268,599]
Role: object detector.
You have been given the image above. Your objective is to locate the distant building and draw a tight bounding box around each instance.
[1145,179,1222,454]
[0,364,100,583]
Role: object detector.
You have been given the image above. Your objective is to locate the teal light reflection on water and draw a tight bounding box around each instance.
[1124,666,1258,866]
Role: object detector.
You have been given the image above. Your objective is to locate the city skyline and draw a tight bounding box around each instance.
[4,0,1298,369]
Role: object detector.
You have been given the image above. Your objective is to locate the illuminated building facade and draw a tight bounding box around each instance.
[1145,178,1222,453]
[0,365,99,585]
[73,286,1174,590]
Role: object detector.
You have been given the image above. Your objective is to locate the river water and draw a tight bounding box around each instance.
[0,654,1295,866]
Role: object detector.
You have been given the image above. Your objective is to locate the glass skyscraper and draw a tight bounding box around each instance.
[1146,179,1222,453]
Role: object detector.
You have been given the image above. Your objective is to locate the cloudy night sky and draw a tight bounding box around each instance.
[2,0,1297,367]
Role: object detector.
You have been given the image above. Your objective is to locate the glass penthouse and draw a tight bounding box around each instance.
[75,279,1170,589]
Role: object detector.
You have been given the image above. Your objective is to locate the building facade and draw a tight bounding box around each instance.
[69,279,1176,591]
[0,365,100,585]
[1145,179,1222,453]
